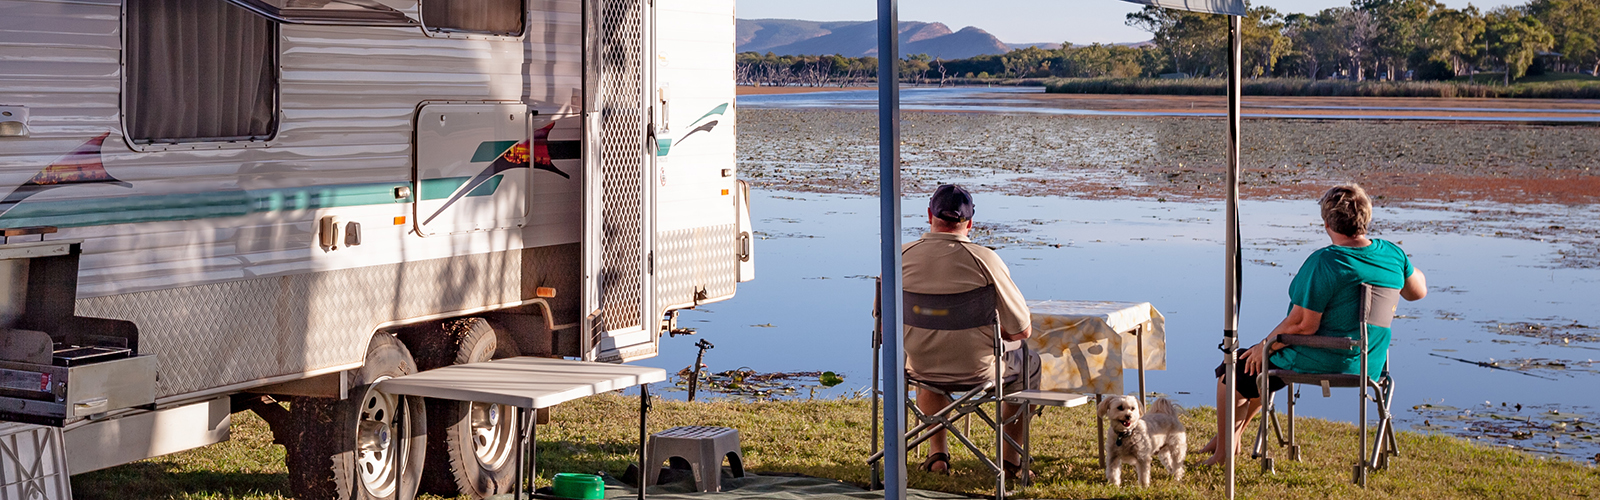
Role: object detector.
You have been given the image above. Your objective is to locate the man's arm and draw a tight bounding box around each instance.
[976,248,1032,342]
[1401,268,1427,301]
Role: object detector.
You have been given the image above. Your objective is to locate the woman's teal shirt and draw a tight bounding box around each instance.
[1269,239,1413,381]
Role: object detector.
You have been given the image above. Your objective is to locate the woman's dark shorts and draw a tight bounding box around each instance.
[1213,348,1287,399]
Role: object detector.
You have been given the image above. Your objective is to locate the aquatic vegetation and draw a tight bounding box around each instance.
[1407,400,1600,461]
[1489,319,1600,344]
[668,366,848,402]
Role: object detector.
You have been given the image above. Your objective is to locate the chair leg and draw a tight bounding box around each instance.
[1355,383,1368,488]
[1252,388,1271,459]
[1287,389,1300,461]
[1269,404,1286,447]
[1255,386,1275,473]
[870,344,881,489]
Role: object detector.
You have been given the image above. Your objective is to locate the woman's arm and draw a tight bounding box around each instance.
[1275,305,1322,336]
[1242,305,1322,375]
[1401,268,1427,301]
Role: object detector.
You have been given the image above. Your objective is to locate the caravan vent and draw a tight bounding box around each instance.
[594,0,648,337]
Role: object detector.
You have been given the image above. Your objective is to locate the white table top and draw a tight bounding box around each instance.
[1027,300,1155,335]
[375,357,667,409]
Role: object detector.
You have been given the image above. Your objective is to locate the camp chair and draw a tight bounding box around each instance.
[1252,283,1401,487]
[866,278,1033,498]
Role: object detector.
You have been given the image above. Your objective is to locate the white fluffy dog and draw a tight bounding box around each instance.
[1098,395,1187,487]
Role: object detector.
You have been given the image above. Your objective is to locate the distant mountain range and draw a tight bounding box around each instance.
[737,19,1150,60]
[737,19,1010,60]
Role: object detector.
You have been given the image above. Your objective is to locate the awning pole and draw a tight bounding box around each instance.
[1223,13,1244,500]
[876,0,906,499]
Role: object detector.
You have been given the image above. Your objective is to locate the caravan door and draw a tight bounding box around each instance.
[583,0,656,362]
[652,0,741,316]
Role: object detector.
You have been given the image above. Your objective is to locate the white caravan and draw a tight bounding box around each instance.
[0,0,749,498]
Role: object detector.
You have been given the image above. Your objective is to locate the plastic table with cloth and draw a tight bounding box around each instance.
[1023,300,1167,466]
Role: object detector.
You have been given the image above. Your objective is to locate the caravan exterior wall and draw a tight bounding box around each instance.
[1,0,587,403]
[0,0,742,479]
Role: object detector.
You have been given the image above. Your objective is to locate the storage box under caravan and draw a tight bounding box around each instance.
[0,0,747,497]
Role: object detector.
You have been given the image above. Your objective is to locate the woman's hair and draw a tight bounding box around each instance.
[1318,184,1372,237]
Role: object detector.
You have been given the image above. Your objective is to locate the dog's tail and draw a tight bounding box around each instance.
[1148,397,1182,418]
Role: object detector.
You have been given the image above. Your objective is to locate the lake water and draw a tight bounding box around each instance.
[739,87,1600,123]
[634,190,1600,461]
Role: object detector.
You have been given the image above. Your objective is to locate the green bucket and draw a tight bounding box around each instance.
[551,473,605,500]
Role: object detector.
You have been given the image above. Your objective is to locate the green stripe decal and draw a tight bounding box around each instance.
[0,181,432,229]
[471,141,519,163]
[417,175,503,201]
[691,103,729,126]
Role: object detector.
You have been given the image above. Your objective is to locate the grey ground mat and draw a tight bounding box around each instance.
[485,470,977,500]
[596,471,974,500]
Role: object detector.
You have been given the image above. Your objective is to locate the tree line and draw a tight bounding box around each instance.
[736,0,1597,87]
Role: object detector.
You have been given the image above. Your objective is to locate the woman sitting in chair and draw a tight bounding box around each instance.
[1200,184,1427,465]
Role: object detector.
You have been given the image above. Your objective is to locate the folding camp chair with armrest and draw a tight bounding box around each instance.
[866,280,1033,498]
[1252,283,1401,487]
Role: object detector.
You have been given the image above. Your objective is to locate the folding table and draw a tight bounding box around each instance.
[1025,300,1167,466]
[377,356,666,500]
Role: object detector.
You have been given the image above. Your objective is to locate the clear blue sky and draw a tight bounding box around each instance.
[736,0,1522,45]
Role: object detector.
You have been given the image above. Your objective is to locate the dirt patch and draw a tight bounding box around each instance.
[737,108,1600,204]
[738,108,1600,267]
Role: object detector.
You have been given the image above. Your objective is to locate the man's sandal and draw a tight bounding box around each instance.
[919,452,951,475]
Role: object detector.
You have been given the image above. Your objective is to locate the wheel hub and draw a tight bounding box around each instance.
[356,379,405,498]
[469,401,515,469]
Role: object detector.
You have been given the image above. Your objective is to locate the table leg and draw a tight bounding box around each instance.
[639,383,650,500]
[537,413,544,493]
[1136,324,1146,406]
[515,407,527,500]
[1095,394,1104,469]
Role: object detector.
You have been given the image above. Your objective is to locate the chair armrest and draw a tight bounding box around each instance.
[1276,334,1360,350]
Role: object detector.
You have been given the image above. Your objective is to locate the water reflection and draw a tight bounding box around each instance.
[635,190,1600,461]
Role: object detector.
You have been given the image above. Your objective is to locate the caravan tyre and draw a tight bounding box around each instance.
[288,334,428,500]
[402,318,520,499]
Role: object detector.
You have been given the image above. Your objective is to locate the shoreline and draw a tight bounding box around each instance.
[737,85,874,95]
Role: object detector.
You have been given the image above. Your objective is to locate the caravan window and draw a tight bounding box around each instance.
[125,0,279,144]
[422,0,525,36]
[226,0,418,26]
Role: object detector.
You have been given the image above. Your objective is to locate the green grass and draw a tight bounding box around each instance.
[74,395,1600,499]
[1044,76,1600,99]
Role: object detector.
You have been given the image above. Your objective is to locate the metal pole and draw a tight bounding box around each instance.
[877,0,906,498]
[1223,14,1244,500]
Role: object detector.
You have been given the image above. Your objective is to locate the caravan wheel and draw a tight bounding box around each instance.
[401,318,520,499]
[288,334,428,500]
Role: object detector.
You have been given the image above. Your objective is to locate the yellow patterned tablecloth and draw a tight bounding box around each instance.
[1025,300,1166,395]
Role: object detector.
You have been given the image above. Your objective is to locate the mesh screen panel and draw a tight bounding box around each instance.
[595,0,646,334]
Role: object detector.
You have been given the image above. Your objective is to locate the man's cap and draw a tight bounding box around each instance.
[929,184,974,222]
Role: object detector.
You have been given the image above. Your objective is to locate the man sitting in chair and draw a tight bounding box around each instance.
[903,184,1038,477]
[1200,183,1428,465]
